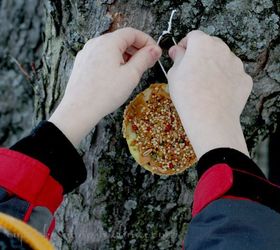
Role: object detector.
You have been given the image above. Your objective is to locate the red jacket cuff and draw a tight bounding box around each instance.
[0,148,63,213]
[193,163,280,217]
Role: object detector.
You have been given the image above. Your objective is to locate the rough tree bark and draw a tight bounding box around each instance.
[1,0,280,249]
[40,1,280,249]
[0,0,43,147]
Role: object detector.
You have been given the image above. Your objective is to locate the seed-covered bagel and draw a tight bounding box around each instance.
[123,83,197,175]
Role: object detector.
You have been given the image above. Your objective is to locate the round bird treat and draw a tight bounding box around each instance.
[123,83,197,175]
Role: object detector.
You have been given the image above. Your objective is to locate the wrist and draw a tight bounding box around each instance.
[180,114,249,158]
[49,101,99,146]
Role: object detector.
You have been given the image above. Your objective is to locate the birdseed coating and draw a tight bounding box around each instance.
[123,83,196,175]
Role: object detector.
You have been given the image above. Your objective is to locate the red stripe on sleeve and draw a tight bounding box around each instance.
[0,148,63,213]
[192,164,233,217]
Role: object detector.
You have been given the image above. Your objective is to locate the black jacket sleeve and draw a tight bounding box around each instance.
[184,148,280,250]
[10,121,87,193]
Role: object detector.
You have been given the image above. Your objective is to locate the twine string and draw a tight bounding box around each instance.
[157,10,177,79]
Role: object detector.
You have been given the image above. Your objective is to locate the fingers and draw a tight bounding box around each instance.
[123,45,138,63]
[178,36,188,49]
[112,27,157,53]
[124,44,162,82]
[169,45,186,64]
[177,30,208,49]
[126,45,138,56]
[168,30,208,64]
[169,30,235,65]
[113,27,161,81]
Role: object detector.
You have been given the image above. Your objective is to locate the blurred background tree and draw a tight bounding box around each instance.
[0,0,279,249]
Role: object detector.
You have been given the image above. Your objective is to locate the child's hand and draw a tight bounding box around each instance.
[49,28,162,146]
[168,30,253,158]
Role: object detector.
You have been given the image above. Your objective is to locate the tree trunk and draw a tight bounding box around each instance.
[1,0,280,249]
[0,0,43,146]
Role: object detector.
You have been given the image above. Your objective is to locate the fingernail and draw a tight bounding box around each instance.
[150,47,161,60]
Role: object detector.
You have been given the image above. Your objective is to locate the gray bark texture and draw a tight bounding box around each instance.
[0,0,43,146]
[0,0,280,249]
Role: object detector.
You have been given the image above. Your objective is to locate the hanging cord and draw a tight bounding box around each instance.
[157,10,177,79]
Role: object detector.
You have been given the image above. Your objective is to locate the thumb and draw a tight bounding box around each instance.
[125,45,162,79]
[169,45,186,65]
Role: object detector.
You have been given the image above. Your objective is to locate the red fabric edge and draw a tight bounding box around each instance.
[0,148,50,201]
[0,148,63,213]
[192,164,233,217]
[35,175,63,213]
[46,218,56,239]
[234,168,280,189]
[222,195,252,201]
[192,164,280,218]
[23,204,34,222]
